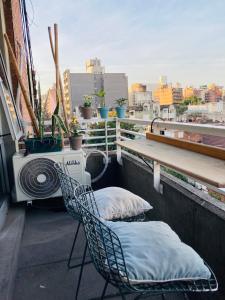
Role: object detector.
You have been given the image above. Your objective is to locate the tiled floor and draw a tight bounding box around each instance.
[13,205,211,300]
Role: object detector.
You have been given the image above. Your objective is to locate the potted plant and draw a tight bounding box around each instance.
[69,117,83,150]
[95,89,109,119]
[24,95,66,154]
[80,95,93,119]
[115,98,127,118]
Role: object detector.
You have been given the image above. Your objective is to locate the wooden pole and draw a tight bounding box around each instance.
[48,26,69,132]
[4,33,39,136]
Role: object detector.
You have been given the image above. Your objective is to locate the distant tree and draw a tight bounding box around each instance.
[183,96,202,105]
[176,96,202,117]
[175,103,188,116]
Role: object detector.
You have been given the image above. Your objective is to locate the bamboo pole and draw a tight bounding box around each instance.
[48,26,69,132]
[4,33,39,136]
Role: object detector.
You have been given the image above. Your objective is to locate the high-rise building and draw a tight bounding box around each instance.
[86,58,105,74]
[64,59,128,111]
[159,75,167,86]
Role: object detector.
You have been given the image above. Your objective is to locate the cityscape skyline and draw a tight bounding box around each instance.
[28,0,225,92]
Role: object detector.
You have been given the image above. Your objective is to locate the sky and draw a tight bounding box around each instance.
[27,0,225,92]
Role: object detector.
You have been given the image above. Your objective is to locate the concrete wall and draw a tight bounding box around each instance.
[118,154,225,300]
[103,73,128,107]
[68,72,128,109]
[70,74,98,108]
[89,153,225,299]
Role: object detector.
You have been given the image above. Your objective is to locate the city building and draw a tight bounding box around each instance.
[205,84,222,102]
[154,84,183,106]
[183,86,200,99]
[44,85,57,119]
[160,104,177,121]
[64,59,128,111]
[129,83,153,106]
[86,58,105,74]
[159,75,167,85]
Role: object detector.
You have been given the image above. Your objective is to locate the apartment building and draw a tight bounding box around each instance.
[154,84,183,106]
[64,59,128,112]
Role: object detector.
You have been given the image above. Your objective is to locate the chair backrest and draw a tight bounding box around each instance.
[54,162,80,217]
[54,162,100,219]
[74,185,100,218]
[76,189,129,286]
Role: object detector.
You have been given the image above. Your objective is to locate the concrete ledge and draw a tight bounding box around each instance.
[0,204,25,300]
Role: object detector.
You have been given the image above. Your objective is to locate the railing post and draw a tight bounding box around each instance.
[116,118,122,165]
[105,120,108,157]
[153,161,163,194]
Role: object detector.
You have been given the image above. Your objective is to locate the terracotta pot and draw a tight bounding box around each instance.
[69,135,82,150]
[80,106,92,119]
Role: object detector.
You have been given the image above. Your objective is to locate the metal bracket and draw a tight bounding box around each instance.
[153,161,163,194]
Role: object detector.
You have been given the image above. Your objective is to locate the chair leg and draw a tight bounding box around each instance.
[75,241,88,300]
[162,294,166,300]
[68,222,81,269]
[100,279,109,300]
[184,293,189,300]
[118,288,126,300]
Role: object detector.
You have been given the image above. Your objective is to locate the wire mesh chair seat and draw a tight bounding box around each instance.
[77,189,218,299]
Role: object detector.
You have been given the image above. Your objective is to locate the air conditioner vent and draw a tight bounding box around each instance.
[19,158,60,198]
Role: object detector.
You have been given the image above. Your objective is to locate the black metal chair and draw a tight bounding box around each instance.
[54,162,146,299]
[54,162,90,270]
[77,188,218,300]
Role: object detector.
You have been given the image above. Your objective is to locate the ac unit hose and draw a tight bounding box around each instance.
[85,150,109,183]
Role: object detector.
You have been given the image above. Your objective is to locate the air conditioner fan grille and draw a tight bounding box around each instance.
[19,158,60,198]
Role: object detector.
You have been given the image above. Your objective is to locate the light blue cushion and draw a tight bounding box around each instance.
[106,221,211,283]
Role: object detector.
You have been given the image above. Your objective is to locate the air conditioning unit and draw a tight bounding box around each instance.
[12,149,91,202]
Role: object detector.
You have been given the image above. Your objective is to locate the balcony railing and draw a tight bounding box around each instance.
[22,117,225,197]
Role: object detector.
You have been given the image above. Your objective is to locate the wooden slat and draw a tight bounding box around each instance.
[146,132,225,160]
[116,139,225,188]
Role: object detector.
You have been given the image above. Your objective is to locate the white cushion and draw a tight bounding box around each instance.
[106,221,211,283]
[94,187,152,220]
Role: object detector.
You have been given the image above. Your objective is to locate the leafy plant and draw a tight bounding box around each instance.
[176,96,202,117]
[51,100,69,138]
[94,89,106,107]
[70,116,82,137]
[83,95,93,107]
[115,98,127,107]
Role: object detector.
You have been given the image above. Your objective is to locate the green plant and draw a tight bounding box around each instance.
[83,95,93,107]
[176,96,203,117]
[70,116,82,137]
[162,166,188,182]
[115,98,127,107]
[51,100,68,138]
[94,89,106,107]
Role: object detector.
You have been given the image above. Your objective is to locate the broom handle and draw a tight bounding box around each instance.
[4,33,39,136]
[48,26,69,132]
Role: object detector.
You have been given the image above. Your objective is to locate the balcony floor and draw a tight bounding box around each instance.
[13,203,211,300]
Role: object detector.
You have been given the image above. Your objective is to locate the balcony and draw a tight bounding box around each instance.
[1,118,225,300]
